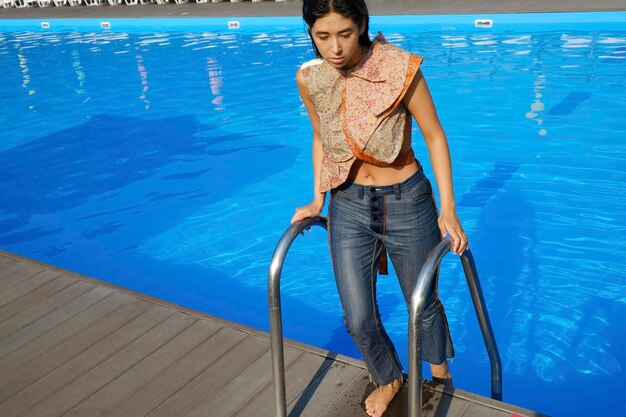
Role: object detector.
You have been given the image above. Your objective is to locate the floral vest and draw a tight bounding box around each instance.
[301,32,423,192]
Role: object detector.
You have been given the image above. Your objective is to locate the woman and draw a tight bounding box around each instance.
[290,1,468,416]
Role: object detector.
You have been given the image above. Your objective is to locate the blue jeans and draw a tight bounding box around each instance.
[328,163,455,386]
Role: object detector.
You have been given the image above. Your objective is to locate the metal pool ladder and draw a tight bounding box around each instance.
[268,216,502,417]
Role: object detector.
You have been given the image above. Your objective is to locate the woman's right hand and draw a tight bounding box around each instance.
[290,201,324,234]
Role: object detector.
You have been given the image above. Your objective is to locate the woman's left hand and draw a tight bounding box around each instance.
[438,209,468,255]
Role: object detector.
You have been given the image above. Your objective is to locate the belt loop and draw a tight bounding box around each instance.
[394,184,401,200]
[359,186,364,200]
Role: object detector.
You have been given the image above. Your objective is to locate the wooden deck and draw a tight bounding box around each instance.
[0,250,547,417]
[0,0,624,19]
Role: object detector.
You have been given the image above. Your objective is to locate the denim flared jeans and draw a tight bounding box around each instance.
[328,164,455,386]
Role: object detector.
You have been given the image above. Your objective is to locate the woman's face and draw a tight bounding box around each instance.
[309,12,365,70]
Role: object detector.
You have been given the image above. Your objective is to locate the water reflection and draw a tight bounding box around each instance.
[206,57,224,111]
[525,70,547,136]
[134,52,150,110]
[71,50,86,95]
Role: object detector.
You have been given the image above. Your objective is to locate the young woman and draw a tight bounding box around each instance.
[290,1,468,415]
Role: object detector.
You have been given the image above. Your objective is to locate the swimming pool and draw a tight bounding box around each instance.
[1,12,625,417]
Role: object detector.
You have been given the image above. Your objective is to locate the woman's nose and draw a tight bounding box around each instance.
[331,38,342,55]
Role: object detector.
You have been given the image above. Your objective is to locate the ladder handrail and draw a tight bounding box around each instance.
[408,238,502,417]
[268,216,327,417]
[269,219,502,417]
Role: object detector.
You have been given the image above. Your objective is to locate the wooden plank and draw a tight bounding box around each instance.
[0,270,59,308]
[0,256,15,267]
[404,381,470,417]
[0,280,94,337]
[286,361,367,417]
[0,260,28,280]
[0,274,73,324]
[0,291,135,373]
[0,305,173,416]
[462,402,510,417]
[107,326,246,417]
[185,346,303,417]
[65,319,222,415]
[0,299,152,404]
[145,335,270,417]
[0,285,113,358]
[18,313,197,417]
[234,352,334,417]
[319,372,372,417]
[0,264,43,291]
[451,387,549,417]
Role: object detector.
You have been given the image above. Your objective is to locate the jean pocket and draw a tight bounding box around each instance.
[407,176,432,203]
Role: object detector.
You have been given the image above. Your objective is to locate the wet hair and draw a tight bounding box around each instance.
[302,0,372,58]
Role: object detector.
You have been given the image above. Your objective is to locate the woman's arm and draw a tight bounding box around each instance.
[291,68,327,225]
[403,68,468,254]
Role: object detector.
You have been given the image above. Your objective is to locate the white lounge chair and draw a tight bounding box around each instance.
[140,0,153,5]
[68,0,82,6]
[0,0,15,8]
[14,0,38,7]
[53,0,67,5]
[124,0,138,5]
[175,0,188,4]
[38,0,52,6]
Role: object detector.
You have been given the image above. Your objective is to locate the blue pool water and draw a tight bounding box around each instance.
[1,14,625,417]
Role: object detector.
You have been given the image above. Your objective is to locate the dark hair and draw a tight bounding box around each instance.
[302,0,372,58]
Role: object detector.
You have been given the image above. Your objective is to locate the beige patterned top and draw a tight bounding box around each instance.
[301,32,424,193]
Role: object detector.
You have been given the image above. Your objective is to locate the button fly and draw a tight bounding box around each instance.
[369,191,384,235]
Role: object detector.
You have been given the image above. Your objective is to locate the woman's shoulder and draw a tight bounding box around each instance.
[298,57,338,92]
[298,58,326,83]
[301,58,325,69]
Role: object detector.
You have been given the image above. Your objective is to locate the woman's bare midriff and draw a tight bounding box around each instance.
[347,159,419,186]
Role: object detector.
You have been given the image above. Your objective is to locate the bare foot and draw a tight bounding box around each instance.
[364,377,403,417]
